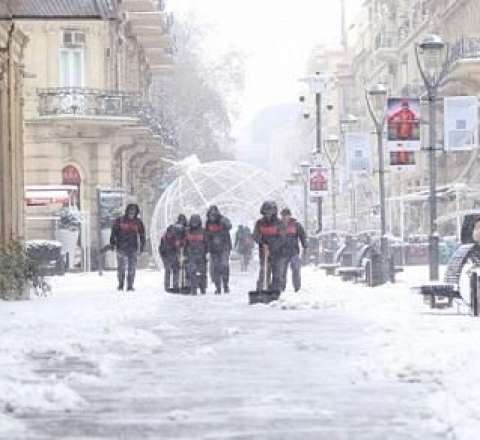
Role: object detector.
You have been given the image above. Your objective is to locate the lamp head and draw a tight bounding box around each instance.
[417,34,447,81]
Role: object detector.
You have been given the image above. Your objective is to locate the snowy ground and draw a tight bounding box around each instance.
[1,265,480,439]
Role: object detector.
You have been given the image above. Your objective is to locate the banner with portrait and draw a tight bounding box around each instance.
[308,166,328,198]
[444,96,478,151]
[389,150,416,172]
[387,97,421,151]
[345,132,371,175]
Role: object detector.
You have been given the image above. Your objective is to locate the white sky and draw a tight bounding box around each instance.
[170,0,363,124]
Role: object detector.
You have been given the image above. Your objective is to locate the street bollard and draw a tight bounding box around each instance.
[470,269,480,317]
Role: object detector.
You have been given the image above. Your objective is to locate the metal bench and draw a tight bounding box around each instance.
[415,244,480,308]
[335,245,372,283]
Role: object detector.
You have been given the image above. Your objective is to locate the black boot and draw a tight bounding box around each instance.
[117,284,124,291]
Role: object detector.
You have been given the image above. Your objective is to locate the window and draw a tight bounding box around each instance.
[59,48,84,87]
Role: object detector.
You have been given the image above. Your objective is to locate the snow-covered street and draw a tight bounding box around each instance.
[1,267,480,439]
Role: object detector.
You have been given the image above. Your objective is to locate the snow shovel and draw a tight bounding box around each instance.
[167,248,191,294]
[248,245,281,305]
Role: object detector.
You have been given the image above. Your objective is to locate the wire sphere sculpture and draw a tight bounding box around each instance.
[150,159,294,270]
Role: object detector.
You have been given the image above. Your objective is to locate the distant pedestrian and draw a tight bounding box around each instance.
[110,203,145,291]
[235,225,254,272]
[206,205,232,294]
[280,208,307,292]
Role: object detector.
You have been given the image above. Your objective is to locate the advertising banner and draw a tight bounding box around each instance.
[444,96,478,151]
[308,166,328,198]
[389,151,416,172]
[387,97,421,151]
[97,189,125,230]
[345,132,371,175]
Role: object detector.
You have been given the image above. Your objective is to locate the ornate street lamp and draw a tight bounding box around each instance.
[324,135,340,229]
[415,34,449,281]
[365,82,388,282]
[299,71,333,233]
[340,114,359,233]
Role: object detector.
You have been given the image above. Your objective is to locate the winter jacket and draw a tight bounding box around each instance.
[185,227,208,262]
[235,227,254,254]
[206,216,232,254]
[159,225,185,259]
[253,216,286,257]
[110,204,146,254]
[283,218,307,257]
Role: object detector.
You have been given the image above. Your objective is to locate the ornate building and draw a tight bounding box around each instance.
[310,0,480,237]
[0,18,28,244]
[6,0,175,261]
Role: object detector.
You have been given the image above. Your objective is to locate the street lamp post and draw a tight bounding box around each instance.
[340,114,359,233]
[324,135,340,230]
[415,34,449,281]
[365,83,388,282]
[300,71,331,233]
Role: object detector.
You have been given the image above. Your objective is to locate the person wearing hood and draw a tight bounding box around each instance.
[205,205,232,294]
[185,214,208,295]
[280,208,307,292]
[159,223,185,292]
[253,200,286,291]
[110,203,145,291]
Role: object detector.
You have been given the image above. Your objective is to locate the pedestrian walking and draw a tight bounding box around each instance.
[253,201,286,292]
[159,223,185,292]
[235,225,254,272]
[110,203,145,291]
[280,208,307,292]
[206,205,232,294]
[185,214,208,295]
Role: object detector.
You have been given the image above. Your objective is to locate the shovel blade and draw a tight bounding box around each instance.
[248,289,281,305]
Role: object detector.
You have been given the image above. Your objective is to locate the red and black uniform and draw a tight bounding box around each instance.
[110,204,145,290]
[185,215,208,294]
[282,218,307,292]
[206,206,232,294]
[159,224,185,291]
[253,216,286,291]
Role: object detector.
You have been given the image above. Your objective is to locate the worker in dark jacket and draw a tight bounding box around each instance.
[206,205,232,294]
[185,214,208,295]
[110,203,145,291]
[253,201,286,291]
[235,225,254,272]
[159,223,185,291]
[280,208,307,292]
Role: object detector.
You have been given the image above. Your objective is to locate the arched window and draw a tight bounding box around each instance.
[62,165,81,208]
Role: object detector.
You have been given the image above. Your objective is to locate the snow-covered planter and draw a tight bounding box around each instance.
[54,208,81,270]
[100,228,116,269]
[0,241,49,300]
[25,240,65,276]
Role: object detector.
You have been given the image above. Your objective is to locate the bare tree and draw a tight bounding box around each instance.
[152,15,246,161]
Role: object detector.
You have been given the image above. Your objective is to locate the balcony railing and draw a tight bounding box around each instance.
[449,37,480,66]
[37,87,177,145]
[374,32,398,50]
[37,87,143,117]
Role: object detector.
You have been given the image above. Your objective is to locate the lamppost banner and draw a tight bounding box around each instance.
[345,132,371,174]
[444,96,478,151]
[389,151,416,171]
[308,166,328,198]
[387,97,421,151]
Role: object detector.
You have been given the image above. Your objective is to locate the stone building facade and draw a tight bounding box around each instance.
[311,0,480,237]
[7,0,174,261]
[0,20,28,245]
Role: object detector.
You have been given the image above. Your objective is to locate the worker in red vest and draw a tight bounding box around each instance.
[280,208,307,292]
[253,201,286,291]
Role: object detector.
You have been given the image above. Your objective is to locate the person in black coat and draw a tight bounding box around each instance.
[110,203,145,291]
[253,201,286,291]
[280,208,307,292]
[206,205,232,294]
[185,214,208,295]
[235,225,254,272]
[159,223,185,291]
